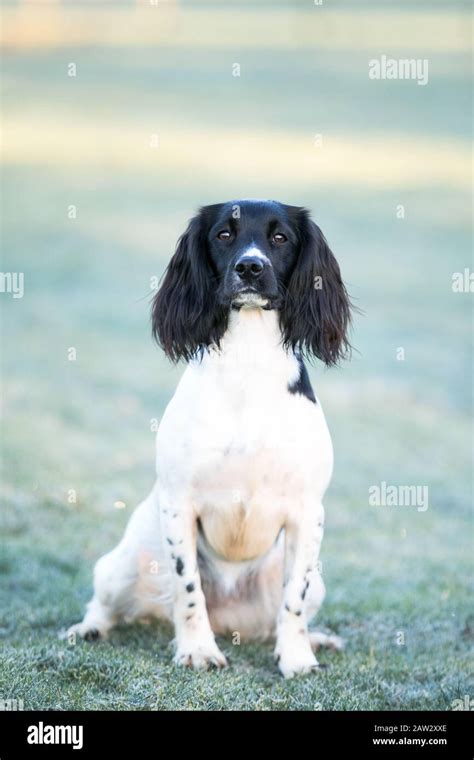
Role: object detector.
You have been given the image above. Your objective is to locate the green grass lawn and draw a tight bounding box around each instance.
[1,6,472,710]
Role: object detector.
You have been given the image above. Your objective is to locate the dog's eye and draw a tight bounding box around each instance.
[272,233,287,245]
[217,230,231,241]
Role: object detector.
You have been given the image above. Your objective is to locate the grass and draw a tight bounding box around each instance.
[1,4,472,710]
[0,472,472,710]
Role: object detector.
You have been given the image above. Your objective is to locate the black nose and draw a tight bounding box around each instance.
[234,256,264,279]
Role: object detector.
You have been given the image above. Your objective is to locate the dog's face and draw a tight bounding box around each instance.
[205,200,301,310]
[152,199,352,365]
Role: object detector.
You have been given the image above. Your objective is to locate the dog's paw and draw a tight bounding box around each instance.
[174,641,228,671]
[62,622,106,643]
[275,642,322,679]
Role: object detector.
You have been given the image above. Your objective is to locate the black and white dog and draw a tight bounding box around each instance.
[69,200,352,678]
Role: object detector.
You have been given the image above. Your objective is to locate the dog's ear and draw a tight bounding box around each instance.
[280,209,352,365]
[151,209,228,362]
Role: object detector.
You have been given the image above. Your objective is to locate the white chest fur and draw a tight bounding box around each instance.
[155,308,333,562]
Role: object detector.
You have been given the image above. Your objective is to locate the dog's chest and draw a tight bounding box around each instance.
[156,310,333,562]
[192,418,304,560]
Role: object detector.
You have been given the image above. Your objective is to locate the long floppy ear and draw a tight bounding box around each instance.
[151,211,228,362]
[280,209,352,365]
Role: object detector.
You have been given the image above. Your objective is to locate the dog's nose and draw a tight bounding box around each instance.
[234,256,264,279]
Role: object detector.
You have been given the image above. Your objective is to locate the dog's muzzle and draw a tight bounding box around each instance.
[229,252,278,308]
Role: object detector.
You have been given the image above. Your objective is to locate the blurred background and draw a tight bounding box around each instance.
[0,0,472,710]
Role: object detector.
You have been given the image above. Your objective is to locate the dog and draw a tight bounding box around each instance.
[68,199,352,678]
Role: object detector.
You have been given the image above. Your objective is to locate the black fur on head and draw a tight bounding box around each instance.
[152,201,352,365]
[151,209,229,362]
[279,208,352,366]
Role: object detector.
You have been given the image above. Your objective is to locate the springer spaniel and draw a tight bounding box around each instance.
[68,200,352,678]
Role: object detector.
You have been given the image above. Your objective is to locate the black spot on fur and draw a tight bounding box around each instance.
[186,582,195,593]
[288,356,316,403]
[284,603,301,616]
[188,602,196,608]
[84,628,100,643]
[176,557,184,576]
[166,537,173,545]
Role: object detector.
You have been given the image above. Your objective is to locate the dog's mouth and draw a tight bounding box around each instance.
[220,273,281,310]
[230,287,284,311]
[232,290,270,308]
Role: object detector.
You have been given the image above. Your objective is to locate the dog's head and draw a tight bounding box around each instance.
[152,200,352,364]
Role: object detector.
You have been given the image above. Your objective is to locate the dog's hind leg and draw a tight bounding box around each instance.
[67,540,139,641]
[66,484,172,642]
[66,587,117,642]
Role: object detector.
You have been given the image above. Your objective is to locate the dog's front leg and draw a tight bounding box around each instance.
[161,502,227,671]
[275,503,325,678]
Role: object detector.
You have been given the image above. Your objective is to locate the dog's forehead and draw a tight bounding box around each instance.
[203,200,293,226]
